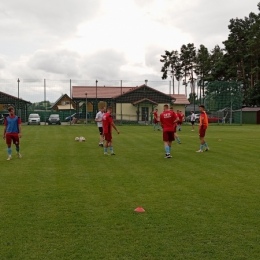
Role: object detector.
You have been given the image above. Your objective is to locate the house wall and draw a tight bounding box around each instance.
[115,103,137,121]
[115,103,186,121]
[0,104,6,111]
[172,105,186,113]
[54,96,76,110]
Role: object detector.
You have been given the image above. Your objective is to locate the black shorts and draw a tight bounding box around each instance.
[98,127,103,135]
[191,121,195,125]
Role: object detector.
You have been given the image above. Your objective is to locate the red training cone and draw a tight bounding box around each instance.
[134,207,145,212]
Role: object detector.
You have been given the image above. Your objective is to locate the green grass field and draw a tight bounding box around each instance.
[0,124,260,260]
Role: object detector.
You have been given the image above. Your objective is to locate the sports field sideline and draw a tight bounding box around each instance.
[0,124,260,259]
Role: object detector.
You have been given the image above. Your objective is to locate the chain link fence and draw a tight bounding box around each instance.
[0,79,244,125]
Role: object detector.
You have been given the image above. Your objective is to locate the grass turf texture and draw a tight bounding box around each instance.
[0,124,260,260]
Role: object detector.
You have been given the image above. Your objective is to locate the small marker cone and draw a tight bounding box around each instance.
[134,207,145,212]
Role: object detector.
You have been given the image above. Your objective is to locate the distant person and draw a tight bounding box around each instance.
[170,107,181,144]
[196,105,209,153]
[190,110,196,131]
[176,110,184,131]
[150,111,153,124]
[160,104,178,158]
[102,106,120,155]
[72,116,78,124]
[153,108,160,131]
[3,106,22,160]
[95,106,106,147]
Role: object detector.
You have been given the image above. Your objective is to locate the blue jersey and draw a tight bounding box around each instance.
[6,116,20,133]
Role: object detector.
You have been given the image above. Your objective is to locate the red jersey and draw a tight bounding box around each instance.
[153,111,158,119]
[160,110,177,132]
[102,112,113,134]
[199,111,208,128]
[177,112,183,122]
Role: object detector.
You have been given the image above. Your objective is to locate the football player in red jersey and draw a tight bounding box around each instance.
[176,110,184,131]
[152,108,160,131]
[102,106,119,155]
[196,105,209,153]
[160,104,179,158]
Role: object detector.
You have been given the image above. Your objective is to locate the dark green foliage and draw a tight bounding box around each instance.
[160,2,260,106]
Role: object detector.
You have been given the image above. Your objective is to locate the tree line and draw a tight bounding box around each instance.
[160,2,260,106]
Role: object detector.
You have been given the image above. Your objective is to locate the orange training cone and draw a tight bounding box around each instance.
[134,207,145,212]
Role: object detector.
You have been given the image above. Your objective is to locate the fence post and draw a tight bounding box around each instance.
[121,80,122,124]
[44,79,46,125]
[70,79,72,125]
[17,78,20,117]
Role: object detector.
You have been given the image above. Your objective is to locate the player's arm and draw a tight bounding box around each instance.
[200,114,205,128]
[94,113,100,122]
[111,122,119,134]
[18,123,22,138]
[174,116,179,123]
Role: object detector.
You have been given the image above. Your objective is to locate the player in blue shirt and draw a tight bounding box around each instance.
[3,106,22,160]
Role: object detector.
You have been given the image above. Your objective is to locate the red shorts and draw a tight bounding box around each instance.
[6,133,20,146]
[104,133,112,142]
[163,131,175,142]
[153,119,159,124]
[177,121,182,125]
[199,127,207,137]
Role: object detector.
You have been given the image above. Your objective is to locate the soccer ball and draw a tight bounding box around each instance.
[75,137,79,141]
[79,136,86,142]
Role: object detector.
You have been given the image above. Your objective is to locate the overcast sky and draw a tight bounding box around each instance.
[0,0,259,86]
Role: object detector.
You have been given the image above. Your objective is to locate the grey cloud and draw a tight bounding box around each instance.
[146,0,259,49]
[0,56,6,69]
[28,49,82,78]
[0,0,101,39]
[80,49,127,80]
[145,46,162,70]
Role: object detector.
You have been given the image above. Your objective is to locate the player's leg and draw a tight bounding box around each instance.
[196,128,205,152]
[191,121,195,131]
[153,119,156,130]
[104,134,114,155]
[103,134,109,155]
[174,124,181,144]
[174,132,181,144]
[109,139,116,155]
[203,130,209,151]
[178,122,182,131]
[98,127,103,147]
[14,135,22,158]
[163,132,171,158]
[6,134,12,160]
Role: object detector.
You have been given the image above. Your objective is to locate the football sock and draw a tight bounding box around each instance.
[7,148,12,156]
[176,137,181,143]
[204,142,209,148]
[200,145,204,151]
[165,146,170,154]
[110,147,114,153]
[104,148,108,153]
[16,146,20,152]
